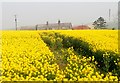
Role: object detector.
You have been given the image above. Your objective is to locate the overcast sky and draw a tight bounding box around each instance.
[2,2,118,30]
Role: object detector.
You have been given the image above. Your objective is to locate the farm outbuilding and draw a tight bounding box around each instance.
[72,25,91,30]
[19,26,36,30]
[36,20,72,30]
[19,20,72,30]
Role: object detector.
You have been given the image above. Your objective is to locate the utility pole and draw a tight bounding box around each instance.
[109,9,111,21]
[14,15,17,30]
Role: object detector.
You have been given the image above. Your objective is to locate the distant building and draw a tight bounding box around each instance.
[87,24,95,29]
[72,25,90,30]
[19,20,72,30]
[36,20,72,30]
[20,26,36,30]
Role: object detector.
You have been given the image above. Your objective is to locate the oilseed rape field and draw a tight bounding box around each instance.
[0,30,120,82]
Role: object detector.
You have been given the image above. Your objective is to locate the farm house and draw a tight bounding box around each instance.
[19,26,36,30]
[72,25,91,30]
[19,20,72,30]
[36,20,72,30]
